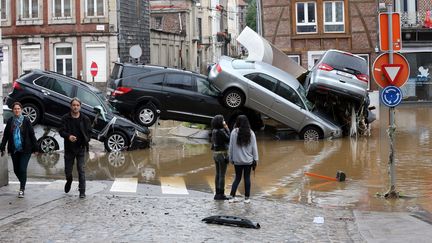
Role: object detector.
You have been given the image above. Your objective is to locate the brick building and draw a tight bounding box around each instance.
[1,0,150,86]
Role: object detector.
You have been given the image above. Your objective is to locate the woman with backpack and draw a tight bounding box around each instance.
[228,115,258,203]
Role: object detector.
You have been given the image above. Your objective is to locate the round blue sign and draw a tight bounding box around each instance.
[381,86,402,107]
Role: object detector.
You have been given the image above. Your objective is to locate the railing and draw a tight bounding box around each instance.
[400,10,431,28]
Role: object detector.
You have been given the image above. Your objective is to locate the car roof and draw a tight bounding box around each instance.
[114,62,203,77]
[29,69,103,93]
[220,56,301,89]
[323,49,365,61]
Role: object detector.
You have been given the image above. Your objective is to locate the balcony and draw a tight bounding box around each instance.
[400,11,432,44]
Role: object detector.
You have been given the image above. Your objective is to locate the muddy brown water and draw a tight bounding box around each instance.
[29,105,432,212]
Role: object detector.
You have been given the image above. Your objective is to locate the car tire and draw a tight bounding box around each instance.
[104,131,129,152]
[22,103,40,125]
[223,89,244,109]
[37,136,59,153]
[135,104,158,127]
[300,126,323,141]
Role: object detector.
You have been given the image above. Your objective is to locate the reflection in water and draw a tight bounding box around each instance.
[25,105,432,212]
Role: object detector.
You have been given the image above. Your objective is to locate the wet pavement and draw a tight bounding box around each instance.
[1,105,432,241]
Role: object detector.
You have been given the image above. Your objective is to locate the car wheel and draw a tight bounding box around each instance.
[300,126,323,141]
[104,131,129,152]
[37,136,59,153]
[22,103,40,125]
[135,104,158,127]
[223,89,244,108]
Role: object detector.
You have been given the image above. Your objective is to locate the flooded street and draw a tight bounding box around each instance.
[23,105,432,213]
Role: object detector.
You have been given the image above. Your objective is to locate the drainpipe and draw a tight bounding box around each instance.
[256,0,263,35]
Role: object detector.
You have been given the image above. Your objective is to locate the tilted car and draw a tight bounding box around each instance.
[107,62,263,130]
[5,70,151,152]
[304,49,371,135]
[208,56,342,140]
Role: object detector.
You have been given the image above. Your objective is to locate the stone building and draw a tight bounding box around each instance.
[1,0,150,87]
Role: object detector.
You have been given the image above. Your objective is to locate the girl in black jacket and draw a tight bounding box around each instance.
[211,114,230,200]
[0,102,37,198]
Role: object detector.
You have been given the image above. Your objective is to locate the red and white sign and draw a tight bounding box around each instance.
[372,53,410,88]
[90,61,98,77]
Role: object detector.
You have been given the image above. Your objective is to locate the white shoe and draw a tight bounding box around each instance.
[228,197,239,203]
[18,190,24,198]
[244,198,251,204]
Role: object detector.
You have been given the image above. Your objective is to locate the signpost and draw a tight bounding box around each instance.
[374,4,408,199]
[90,61,98,82]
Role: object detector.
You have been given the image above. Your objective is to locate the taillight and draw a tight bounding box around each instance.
[112,87,132,96]
[318,63,334,71]
[215,64,222,73]
[356,74,369,83]
[12,81,22,90]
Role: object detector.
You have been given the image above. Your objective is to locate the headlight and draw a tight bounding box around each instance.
[135,130,149,140]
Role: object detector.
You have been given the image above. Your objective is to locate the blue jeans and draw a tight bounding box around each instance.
[11,152,32,190]
[213,152,228,195]
[230,164,252,198]
[64,149,86,191]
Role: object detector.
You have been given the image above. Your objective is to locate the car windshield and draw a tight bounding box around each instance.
[297,85,314,111]
[322,51,367,74]
[197,77,220,96]
[95,91,116,113]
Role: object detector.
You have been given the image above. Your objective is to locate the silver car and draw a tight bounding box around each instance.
[208,56,342,140]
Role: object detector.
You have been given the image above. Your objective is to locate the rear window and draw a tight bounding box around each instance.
[110,64,122,79]
[322,51,367,74]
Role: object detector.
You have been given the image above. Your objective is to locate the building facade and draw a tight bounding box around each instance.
[1,0,150,87]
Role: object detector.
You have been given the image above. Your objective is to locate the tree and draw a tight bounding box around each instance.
[245,0,257,31]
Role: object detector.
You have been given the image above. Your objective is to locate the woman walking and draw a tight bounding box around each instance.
[228,115,258,203]
[1,102,38,198]
[211,115,230,200]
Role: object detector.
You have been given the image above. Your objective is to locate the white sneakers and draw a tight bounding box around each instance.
[228,197,251,203]
[18,190,24,198]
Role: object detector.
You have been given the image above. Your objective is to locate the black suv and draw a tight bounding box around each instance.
[5,70,151,152]
[107,62,263,129]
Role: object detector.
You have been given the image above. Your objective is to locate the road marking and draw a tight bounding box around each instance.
[160,177,189,195]
[9,181,52,185]
[110,178,138,193]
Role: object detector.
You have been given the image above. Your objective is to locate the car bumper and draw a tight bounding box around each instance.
[129,130,152,150]
[109,99,135,116]
[308,83,367,102]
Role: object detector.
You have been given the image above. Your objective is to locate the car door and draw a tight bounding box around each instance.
[192,76,229,122]
[34,75,74,126]
[75,87,107,136]
[244,73,278,114]
[269,82,307,131]
[161,73,200,121]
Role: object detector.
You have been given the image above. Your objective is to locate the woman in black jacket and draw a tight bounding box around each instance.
[211,114,230,200]
[1,102,37,198]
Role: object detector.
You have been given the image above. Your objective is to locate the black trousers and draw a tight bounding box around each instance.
[64,148,86,191]
[213,152,228,195]
[11,152,32,190]
[230,164,252,198]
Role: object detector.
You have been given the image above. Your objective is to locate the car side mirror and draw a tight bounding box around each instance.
[94,105,107,122]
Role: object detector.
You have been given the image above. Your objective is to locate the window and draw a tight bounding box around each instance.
[244,73,278,92]
[86,0,104,17]
[77,87,102,109]
[165,74,193,91]
[21,0,39,19]
[276,82,304,108]
[296,2,317,33]
[196,77,219,96]
[134,74,164,87]
[51,78,74,96]
[55,45,73,77]
[324,1,344,32]
[154,16,163,29]
[1,0,7,20]
[34,76,54,89]
[288,55,301,65]
[53,0,71,18]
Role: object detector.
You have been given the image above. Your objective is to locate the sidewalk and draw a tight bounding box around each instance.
[0,180,430,242]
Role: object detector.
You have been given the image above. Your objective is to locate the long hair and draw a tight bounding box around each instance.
[211,114,224,130]
[235,115,251,146]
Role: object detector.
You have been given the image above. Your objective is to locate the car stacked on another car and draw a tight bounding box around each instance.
[5,70,151,152]
[208,56,342,140]
[106,62,263,130]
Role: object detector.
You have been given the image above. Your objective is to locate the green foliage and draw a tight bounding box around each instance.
[246,0,257,31]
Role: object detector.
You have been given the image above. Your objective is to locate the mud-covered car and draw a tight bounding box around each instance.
[304,49,372,135]
[208,56,342,140]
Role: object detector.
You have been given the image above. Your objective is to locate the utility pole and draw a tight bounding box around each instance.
[255,0,263,35]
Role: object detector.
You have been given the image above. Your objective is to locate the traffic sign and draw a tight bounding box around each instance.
[372,53,410,88]
[379,13,402,51]
[90,61,98,77]
[380,86,402,107]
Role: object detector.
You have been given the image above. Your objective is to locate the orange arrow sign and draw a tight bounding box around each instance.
[382,64,403,85]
